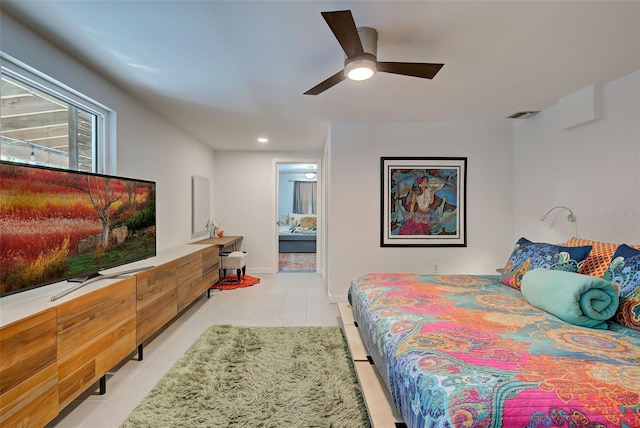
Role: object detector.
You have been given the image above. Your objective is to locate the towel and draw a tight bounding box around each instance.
[521,268,619,330]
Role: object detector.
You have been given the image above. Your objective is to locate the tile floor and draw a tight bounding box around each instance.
[46,273,338,428]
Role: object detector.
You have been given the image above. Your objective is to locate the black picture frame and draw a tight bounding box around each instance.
[381,157,467,247]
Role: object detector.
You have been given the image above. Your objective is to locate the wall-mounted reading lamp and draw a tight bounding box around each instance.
[540,205,578,237]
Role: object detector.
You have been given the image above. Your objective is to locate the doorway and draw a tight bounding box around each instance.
[277,162,318,272]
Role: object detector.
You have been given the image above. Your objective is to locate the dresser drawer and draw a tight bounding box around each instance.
[136,286,177,344]
[0,308,57,395]
[57,277,136,358]
[57,315,136,408]
[0,362,58,428]
[177,252,203,312]
[136,261,177,310]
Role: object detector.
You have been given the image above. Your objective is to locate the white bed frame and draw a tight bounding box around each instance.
[337,303,406,428]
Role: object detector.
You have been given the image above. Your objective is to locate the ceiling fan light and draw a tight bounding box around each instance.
[345,58,376,81]
[347,66,374,81]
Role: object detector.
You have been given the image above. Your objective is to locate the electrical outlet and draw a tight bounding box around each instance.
[433,264,439,273]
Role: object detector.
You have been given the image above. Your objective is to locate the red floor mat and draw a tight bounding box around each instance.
[212,275,260,290]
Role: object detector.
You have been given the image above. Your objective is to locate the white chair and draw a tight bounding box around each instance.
[220,251,247,283]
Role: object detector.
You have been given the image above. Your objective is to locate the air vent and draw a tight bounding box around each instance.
[506,111,540,119]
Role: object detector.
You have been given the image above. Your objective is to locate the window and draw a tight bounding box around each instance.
[0,54,111,172]
[293,181,317,214]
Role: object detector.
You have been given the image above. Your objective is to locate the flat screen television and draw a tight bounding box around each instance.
[0,161,156,298]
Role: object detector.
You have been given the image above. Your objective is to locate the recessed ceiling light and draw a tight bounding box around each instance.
[257,137,269,143]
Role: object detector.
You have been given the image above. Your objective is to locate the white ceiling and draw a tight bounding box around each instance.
[4,1,639,152]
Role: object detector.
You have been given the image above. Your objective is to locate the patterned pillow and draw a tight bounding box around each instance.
[564,237,640,278]
[277,214,289,226]
[299,216,317,229]
[289,213,317,229]
[499,237,592,290]
[288,213,304,227]
[603,244,640,330]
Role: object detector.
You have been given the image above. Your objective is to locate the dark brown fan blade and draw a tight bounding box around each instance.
[377,62,444,79]
[304,70,346,95]
[321,10,364,59]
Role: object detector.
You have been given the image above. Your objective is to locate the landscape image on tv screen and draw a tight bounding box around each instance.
[0,161,156,297]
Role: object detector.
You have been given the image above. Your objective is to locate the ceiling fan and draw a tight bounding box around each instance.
[304,10,444,95]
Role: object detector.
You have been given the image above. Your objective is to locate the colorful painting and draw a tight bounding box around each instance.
[380,157,466,247]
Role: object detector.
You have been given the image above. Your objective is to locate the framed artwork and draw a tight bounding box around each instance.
[381,157,467,247]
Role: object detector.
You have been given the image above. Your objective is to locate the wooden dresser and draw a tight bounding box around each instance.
[0,241,235,428]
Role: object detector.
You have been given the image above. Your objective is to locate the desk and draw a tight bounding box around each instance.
[192,236,243,296]
[195,235,243,251]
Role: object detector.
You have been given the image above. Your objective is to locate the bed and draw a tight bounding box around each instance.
[278,213,316,253]
[346,237,640,428]
[278,227,316,253]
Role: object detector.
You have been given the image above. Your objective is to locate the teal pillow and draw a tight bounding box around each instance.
[499,237,592,290]
[521,268,618,329]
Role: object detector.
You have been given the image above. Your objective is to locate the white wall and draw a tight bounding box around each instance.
[513,70,640,244]
[327,121,514,300]
[1,14,217,251]
[278,173,296,216]
[213,151,322,273]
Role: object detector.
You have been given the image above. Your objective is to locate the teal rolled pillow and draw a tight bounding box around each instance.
[521,268,619,330]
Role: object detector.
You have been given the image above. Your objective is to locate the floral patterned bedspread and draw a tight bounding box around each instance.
[348,273,640,428]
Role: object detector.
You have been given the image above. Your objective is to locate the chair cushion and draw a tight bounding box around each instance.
[221,251,247,269]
